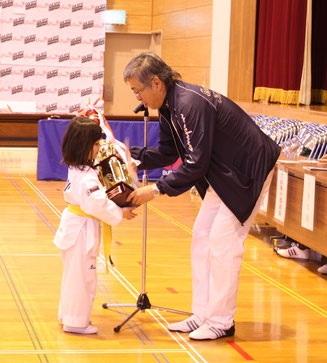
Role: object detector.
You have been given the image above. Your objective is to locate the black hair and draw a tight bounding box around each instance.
[123,52,181,89]
[61,116,102,169]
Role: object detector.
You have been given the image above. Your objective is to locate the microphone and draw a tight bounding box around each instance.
[133,103,147,114]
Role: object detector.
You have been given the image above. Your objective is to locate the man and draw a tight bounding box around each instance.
[125,52,281,340]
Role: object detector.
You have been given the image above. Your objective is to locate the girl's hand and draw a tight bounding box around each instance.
[122,206,137,220]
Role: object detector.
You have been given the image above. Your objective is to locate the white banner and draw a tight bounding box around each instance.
[274,168,288,224]
[301,174,315,231]
[0,0,106,114]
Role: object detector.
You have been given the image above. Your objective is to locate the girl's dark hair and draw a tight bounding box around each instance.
[123,52,181,89]
[62,116,102,169]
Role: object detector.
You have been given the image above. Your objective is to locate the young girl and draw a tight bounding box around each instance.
[54,116,136,334]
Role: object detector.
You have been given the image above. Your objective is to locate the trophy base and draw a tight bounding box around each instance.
[106,182,134,207]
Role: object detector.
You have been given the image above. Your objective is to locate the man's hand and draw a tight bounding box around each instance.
[126,185,154,205]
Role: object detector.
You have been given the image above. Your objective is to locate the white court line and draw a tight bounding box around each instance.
[98,255,207,363]
[23,176,62,218]
[23,176,207,363]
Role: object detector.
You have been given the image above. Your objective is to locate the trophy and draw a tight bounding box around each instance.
[95,141,135,207]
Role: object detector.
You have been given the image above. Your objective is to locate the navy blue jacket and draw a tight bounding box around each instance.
[131,81,281,223]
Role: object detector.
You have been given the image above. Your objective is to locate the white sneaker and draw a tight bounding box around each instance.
[277,243,310,260]
[189,322,235,340]
[63,324,98,334]
[318,263,327,274]
[167,315,203,332]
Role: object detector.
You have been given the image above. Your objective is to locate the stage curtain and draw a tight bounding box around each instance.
[254,0,308,105]
[299,0,312,105]
[311,0,327,104]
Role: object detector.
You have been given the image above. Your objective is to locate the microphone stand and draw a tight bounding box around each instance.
[102,105,191,333]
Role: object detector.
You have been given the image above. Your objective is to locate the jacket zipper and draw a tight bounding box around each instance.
[159,112,183,159]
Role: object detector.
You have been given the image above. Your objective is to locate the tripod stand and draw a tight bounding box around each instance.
[102,104,191,333]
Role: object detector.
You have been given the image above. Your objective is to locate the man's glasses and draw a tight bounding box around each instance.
[132,79,153,97]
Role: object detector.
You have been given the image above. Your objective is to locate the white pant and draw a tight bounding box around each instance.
[58,229,99,328]
[191,171,273,329]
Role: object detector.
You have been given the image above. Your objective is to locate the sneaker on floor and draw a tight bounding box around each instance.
[167,315,203,332]
[189,322,235,340]
[276,243,310,260]
[272,237,292,253]
[318,263,327,274]
[63,324,98,334]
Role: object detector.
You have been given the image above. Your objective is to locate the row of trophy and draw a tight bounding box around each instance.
[251,114,327,160]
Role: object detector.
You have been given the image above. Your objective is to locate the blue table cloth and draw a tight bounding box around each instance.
[37,119,165,181]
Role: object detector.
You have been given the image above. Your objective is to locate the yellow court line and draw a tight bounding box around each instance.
[243,261,327,318]
[148,203,327,319]
[149,205,193,234]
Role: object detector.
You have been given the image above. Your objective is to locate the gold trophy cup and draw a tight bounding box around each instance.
[95,142,134,207]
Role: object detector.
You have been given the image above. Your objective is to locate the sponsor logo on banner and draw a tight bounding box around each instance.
[69,103,80,113]
[72,3,83,12]
[92,71,104,80]
[70,70,81,79]
[48,36,59,45]
[59,19,71,28]
[71,37,82,46]
[95,4,106,13]
[36,52,47,61]
[25,1,37,10]
[12,85,23,94]
[46,103,58,112]
[82,20,94,30]
[59,53,70,62]
[1,68,12,77]
[81,87,92,97]
[13,51,24,61]
[81,54,92,63]
[24,35,36,44]
[37,18,48,27]
[1,34,13,43]
[49,2,60,11]
[58,87,69,96]
[13,17,25,26]
[35,86,46,95]
[24,68,35,78]
[2,0,14,9]
[93,38,105,47]
[46,69,58,79]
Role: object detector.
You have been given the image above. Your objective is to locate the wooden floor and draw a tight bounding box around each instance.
[1,147,327,363]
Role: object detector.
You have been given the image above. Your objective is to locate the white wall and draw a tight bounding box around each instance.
[209,0,231,96]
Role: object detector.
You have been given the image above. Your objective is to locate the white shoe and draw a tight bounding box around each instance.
[277,243,310,260]
[318,263,327,274]
[189,322,235,340]
[63,324,98,334]
[167,315,203,332]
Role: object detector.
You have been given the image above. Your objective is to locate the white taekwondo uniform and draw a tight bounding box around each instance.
[54,166,122,328]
